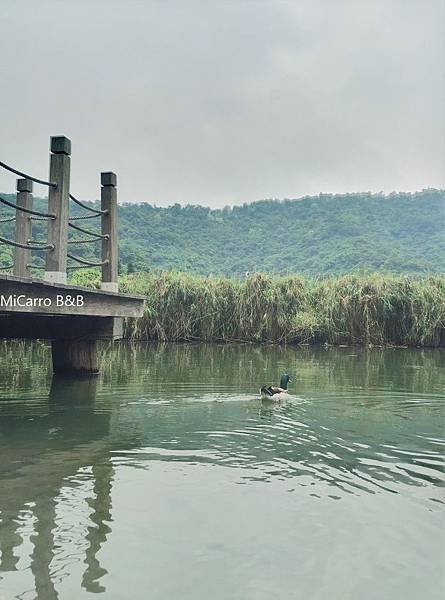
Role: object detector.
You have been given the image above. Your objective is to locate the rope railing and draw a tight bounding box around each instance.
[13,261,103,271]
[68,238,99,244]
[67,253,108,267]
[0,195,55,219]
[69,213,102,221]
[0,160,57,188]
[1,138,118,289]
[68,221,108,239]
[69,194,107,216]
[0,235,54,251]
[67,264,102,270]
[27,238,49,245]
[28,263,109,271]
[26,264,92,272]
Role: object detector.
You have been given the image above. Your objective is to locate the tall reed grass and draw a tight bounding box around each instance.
[115,272,445,347]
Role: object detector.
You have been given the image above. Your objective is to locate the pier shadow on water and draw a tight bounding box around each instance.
[0,366,113,599]
[0,341,444,600]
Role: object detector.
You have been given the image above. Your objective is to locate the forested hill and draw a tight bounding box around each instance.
[0,190,443,276]
[119,190,444,275]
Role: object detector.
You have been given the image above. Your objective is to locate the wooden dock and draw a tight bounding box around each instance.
[0,136,144,374]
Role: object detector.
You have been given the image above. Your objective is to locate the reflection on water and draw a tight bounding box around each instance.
[0,341,444,600]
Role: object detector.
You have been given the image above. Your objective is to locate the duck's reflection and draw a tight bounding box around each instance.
[0,375,113,598]
[1,342,444,599]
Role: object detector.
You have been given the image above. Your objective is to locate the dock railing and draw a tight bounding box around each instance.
[0,136,118,291]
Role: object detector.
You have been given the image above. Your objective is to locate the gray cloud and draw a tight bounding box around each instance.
[0,0,443,206]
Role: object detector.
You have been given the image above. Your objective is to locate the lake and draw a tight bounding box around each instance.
[0,342,444,600]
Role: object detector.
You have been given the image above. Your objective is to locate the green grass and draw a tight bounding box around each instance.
[85,270,444,347]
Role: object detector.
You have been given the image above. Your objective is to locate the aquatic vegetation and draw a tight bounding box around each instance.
[118,271,445,347]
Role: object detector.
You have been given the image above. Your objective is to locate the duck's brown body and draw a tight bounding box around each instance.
[260,373,291,400]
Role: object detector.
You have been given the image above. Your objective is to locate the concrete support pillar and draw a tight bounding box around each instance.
[13,178,33,277]
[51,339,98,375]
[44,136,71,284]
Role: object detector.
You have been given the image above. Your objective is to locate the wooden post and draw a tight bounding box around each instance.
[13,178,33,277]
[100,172,118,292]
[51,340,98,375]
[44,136,71,284]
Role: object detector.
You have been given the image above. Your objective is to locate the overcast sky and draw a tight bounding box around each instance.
[0,0,444,207]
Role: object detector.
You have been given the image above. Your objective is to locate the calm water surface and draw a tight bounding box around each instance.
[0,342,444,600]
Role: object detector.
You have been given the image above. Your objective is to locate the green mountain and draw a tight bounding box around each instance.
[119,189,444,275]
[1,189,444,276]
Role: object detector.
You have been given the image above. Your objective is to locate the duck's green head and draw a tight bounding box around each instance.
[280,373,291,390]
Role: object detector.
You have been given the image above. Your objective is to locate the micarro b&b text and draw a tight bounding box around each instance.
[0,294,84,308]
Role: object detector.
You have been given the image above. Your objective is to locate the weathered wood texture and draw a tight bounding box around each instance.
[44,136,71,284]
[51,339,98,375]
[1,135,141,377]
[0,314,123,340]
[13,179,33,278]
[0,274,144,317]
[101,172,118,292]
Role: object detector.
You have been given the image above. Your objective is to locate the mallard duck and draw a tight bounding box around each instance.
[260,373,291,401]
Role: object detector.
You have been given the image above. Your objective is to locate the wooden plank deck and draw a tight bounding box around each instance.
[0,273,144,318]
[0,136,144,371]
[0,274,145,344]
